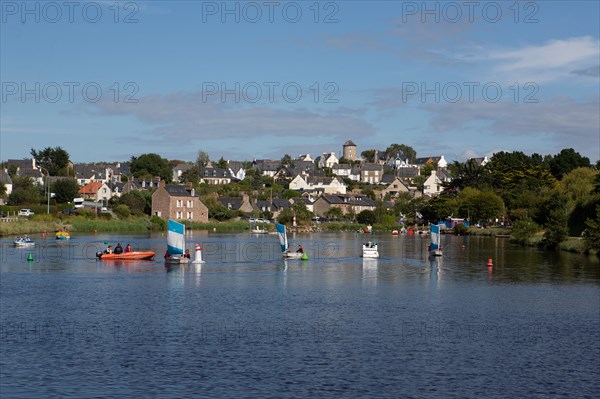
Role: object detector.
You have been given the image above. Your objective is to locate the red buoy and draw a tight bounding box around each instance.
[487,258,493,267]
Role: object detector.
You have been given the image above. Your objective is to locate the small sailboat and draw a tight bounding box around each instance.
[275,223,307,259]
[165,219,190,264]
[429,223,443,257]
[361,241,379,258]
[55,230,71,240]
[250,220,268,234]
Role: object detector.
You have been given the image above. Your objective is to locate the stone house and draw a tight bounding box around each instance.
[151,181,209,222]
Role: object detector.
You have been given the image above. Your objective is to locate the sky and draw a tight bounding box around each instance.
[1,0,599,164]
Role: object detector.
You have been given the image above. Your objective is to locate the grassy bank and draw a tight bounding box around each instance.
[0,217,257,237]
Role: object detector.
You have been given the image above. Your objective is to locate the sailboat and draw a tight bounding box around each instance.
[275,223,307,259]
[250,220,268,234]
[165,219,190,264]
[429,223,443,257]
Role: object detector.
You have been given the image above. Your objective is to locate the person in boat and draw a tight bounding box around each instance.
[114,243,123,254]
[164,250,170,259]
[183,249,191,259]
[124,244,132,253]
[24,235,30,242]
[296,244,304,253]
[105,245,113,254]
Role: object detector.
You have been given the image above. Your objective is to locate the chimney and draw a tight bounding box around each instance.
[159,180,166,188]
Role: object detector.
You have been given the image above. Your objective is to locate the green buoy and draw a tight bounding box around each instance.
[301,253,308,260]
[27,253,34,262]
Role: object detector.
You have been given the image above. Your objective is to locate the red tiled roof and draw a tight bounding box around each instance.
[79,181,102,194]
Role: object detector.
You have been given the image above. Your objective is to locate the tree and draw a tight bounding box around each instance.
[584,206,600,253]
[356,210,376,225]
[542,208,568,249]
[280,154,295,169]
[129,153,172,182]
[361,150,376,163]
[51,179,81,204]
[325,207,343,219]
[30,146,71,176]
[196,150,210,168]
[216,156,228,170]
[114,204,131,218]
[446,160,490,190]
[180,165,200,184]
[8,176,42,205]
[117,191,151,216]
[548,148,590,180]
[0,182,6,199]
[385,144,416,163]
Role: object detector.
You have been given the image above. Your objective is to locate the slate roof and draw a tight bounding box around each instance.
[0,169,12,184]
[343,140,356,147]
[164,184,196,197]
[218,197,243,210]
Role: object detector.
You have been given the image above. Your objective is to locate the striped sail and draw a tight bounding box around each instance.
[275,223,288,253]
[167,219,185,255]
[430,223,440,251]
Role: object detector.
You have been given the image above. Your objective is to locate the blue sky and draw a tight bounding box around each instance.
[1,1,599,164]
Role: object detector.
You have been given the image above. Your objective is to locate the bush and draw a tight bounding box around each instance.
[454,224,468,235]
[114,204,130,219]
[511,218,540,244]
[149,216,166,230]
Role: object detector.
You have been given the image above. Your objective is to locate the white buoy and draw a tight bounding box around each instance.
[192,243,205,264]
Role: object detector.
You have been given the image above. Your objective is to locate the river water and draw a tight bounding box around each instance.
[1,231,598,398]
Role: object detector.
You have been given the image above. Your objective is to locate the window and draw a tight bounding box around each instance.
[187,212,193,219]
[176,211,182,219]
[154,211,161,217]
[177,199,183,207]
[187,200,193,208]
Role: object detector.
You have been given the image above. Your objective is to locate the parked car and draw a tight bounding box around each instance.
[61,208,76,215]
[18,209,34,216]
[100,206,109,213]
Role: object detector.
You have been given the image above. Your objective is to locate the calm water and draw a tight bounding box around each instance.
[1,231,599,398]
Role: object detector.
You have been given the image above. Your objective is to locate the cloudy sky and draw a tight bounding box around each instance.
[1,1,599,163]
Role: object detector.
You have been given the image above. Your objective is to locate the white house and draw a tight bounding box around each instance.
[289,175,347,194]
[423,170,444,197]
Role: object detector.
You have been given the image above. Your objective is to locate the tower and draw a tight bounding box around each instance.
[343,139,357,161]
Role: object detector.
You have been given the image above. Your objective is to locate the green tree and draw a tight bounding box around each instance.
[30,146,71,176]
[542,208,568,249]
[325,207,344,219]
[357,210,376,225]
[446,159,490,190]
[385,144,417,163]
[216,156,228,170]
[279,154,295,168]
[511,218,541,244]
[180,165,200,184]
[117,191,151,216]
[130,153,172,182]
[584,206,600,253]
[196,150,210,168]
[548,148,590,180]
[361,150,376,163]
[0,182,6,199]
[51,179,81,204]
[8,176,42,205]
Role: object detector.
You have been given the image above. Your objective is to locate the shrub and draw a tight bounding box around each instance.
[114,204,130,219]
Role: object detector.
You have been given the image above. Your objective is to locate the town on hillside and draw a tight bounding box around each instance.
[1,142,597,247]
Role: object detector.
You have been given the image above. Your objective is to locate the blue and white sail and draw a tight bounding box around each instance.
[275,223,288,253]
[167,219,186,255]
[430,223,443,256]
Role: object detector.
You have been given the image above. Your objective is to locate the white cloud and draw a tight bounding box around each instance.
[487,37,600,82]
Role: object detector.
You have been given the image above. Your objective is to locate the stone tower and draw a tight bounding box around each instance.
[343,139,357,161]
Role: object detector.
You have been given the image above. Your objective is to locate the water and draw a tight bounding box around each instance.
[1,232,599,398]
